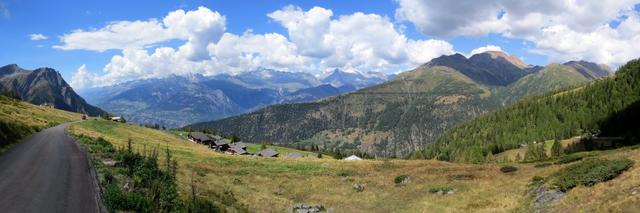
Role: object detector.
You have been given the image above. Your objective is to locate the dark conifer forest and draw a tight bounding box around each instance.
[419,59,640,163]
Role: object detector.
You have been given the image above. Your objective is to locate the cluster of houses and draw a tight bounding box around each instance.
[188,132,280,157]
[187,132,364,161]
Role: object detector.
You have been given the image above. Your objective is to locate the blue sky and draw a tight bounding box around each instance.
[1,0,639,89]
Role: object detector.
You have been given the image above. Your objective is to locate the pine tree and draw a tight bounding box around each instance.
[261,142,267,150]
[551,139,563,157]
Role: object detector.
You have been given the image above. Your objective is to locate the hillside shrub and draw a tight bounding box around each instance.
[336,169,356,177]
[77,136,179,212]
[428,186,454,194]
[394,175,410,185]
[103,184,151,212]
[181,197,220,213]
[0,120,35,148]
[534,162,552,168]
[550,158,634,191]
[531,176,545,184]
[500,165,518,173]
[554,155,583,165]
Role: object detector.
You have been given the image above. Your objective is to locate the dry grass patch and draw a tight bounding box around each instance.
[0,95,81,127]
[69,120,640,212]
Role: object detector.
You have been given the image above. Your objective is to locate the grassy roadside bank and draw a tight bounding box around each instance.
[69,120,541,212]
[0,95,81,152]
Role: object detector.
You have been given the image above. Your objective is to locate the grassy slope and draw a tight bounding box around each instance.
[69,119,640,212]
[0,95,81,127]
[0,95,81,150]
[494,137,581,161]
[502,64,589,104]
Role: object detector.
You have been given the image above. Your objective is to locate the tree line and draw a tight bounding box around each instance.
[411,59,640,163]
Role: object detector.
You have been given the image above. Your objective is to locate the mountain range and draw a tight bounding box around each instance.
[424,58,637,163]
[0,64,105,116]
[81,68,391,128]
[186,51,613,157]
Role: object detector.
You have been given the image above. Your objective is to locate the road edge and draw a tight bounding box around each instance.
[66,123,108,213]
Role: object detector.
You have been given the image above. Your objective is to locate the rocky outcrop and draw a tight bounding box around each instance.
[0,64,105,116]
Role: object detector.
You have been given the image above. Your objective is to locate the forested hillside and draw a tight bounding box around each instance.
[189,65,497,157]
[422,59,640,163]
[188,52,611,157]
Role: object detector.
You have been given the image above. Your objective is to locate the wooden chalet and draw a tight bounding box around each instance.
[256,148,279,157]
[225,142,248,155]
[188,132,212,144]
[226,146,248,155]
[211,138,231,151]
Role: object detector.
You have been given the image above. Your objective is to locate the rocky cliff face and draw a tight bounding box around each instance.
[0,64,105,116]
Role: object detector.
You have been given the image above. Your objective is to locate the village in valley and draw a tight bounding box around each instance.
[185,131,363,160]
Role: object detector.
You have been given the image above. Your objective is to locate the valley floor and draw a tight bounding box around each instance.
[69,120,640,212]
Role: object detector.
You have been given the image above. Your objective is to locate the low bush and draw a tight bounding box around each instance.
[0,120,35,148]
[534,162,552,168]
[428,186,454,194]
[531,176,545,185]
[500,165,518,173]
[550,158,634,191]
[554,155,583,165]
[78,136,179,212]
[394,175,410,185]
[336,169,356,177]
[181,197,221,213]
[103,183,151,212]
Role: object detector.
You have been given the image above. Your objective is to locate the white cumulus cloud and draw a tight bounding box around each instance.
[395,0,640,66]
[55,6,225,60]
[470,45,503,56]
[29,33,48,41]
[269,5,454,71]
[64,6,455,89]
[70,64,97,90]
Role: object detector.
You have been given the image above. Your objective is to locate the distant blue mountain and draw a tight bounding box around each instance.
[317,69,390,89]
[80,69,391,128]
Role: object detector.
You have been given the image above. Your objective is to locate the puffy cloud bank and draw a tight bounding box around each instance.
[63,6,453,89]
[395,0,640,66]
[64,1,640,89]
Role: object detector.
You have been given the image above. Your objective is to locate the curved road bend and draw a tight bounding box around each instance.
[0,122,100,213]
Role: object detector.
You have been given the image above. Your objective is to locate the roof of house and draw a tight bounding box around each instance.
[231,142,246,149]
[343,155,363,161]
[257,149,278,157]
[287,152,302,158]
[188,132,210,141]
[213,139,230,146]
[228,146,247,154]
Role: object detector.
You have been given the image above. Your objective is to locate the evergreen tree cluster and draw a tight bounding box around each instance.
[419,59,640,163]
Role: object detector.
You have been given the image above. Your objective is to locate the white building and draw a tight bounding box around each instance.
[343,155,363,161]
